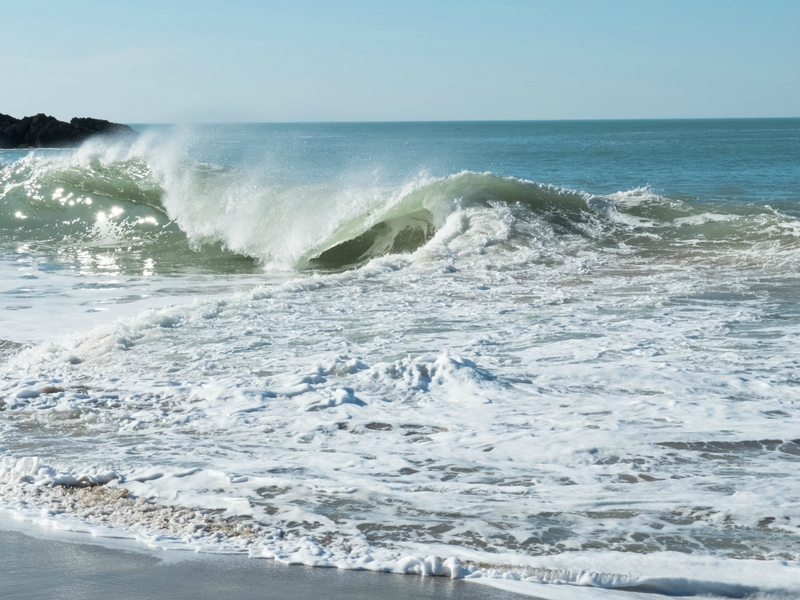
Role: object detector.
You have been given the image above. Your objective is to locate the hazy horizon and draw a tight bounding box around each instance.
[5,115,800,126]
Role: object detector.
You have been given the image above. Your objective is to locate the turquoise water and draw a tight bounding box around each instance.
[173,119,799,201]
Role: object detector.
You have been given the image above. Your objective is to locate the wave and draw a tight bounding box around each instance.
[0,138,258,274]
[2,136,799,273]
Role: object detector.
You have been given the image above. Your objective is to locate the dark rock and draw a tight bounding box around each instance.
[0,113,21,148]
[0,113,17,129]
[70,117,136,138]
[0,112,136,149]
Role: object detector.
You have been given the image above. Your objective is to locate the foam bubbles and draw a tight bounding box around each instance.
[2,130,800,597]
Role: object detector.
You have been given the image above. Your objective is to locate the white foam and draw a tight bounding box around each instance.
[3,138,800,597]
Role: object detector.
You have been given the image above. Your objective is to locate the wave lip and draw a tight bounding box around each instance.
[300,172,600,270]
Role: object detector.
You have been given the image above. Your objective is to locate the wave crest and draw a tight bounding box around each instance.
[2,138,799,273]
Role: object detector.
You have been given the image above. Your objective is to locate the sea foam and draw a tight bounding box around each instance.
[2,123,799,598]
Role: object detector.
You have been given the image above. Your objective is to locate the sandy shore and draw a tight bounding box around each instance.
[0,527,529,600]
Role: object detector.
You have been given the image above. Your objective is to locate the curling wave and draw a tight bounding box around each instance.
[2,138,799,273]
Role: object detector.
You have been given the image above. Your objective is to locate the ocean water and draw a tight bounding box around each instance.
[1,119,799,598]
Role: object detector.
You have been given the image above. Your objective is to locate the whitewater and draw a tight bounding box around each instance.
[1,120,799,598]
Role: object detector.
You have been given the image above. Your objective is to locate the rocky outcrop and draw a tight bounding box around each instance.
[0,113,136,149]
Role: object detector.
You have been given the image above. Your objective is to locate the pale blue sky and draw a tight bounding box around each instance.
[1,0,798,122]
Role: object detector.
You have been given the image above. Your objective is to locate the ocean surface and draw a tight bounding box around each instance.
[1,119,799,598]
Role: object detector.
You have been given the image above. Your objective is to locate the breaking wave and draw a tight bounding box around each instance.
[2,135,799,273]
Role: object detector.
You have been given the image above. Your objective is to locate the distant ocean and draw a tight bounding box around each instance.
[1,120,799,597]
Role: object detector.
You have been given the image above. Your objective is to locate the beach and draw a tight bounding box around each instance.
[1,119,799,597]
[0,526,526,600]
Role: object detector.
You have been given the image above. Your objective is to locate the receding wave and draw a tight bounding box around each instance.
[2,138,799,273]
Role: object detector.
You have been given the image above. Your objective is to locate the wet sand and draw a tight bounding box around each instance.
[0,528,529,600]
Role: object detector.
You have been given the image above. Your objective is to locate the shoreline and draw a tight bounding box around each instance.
[0,511,687,600]
[0,522,526,600]
[1,484,797,600]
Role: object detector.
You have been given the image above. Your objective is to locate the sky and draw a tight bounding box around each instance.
[1,0,798,123]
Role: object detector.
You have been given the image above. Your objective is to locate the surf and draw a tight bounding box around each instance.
[2,136,799,275]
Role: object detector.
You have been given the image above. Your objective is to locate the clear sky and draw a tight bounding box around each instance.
[1,0,798,123]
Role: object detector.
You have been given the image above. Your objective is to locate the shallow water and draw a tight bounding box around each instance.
[1,120,799,597]
[0,528,526,600]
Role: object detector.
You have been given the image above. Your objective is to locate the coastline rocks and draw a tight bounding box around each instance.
[0,112,136,149]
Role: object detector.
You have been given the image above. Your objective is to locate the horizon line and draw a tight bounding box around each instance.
[124,116,800,126]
